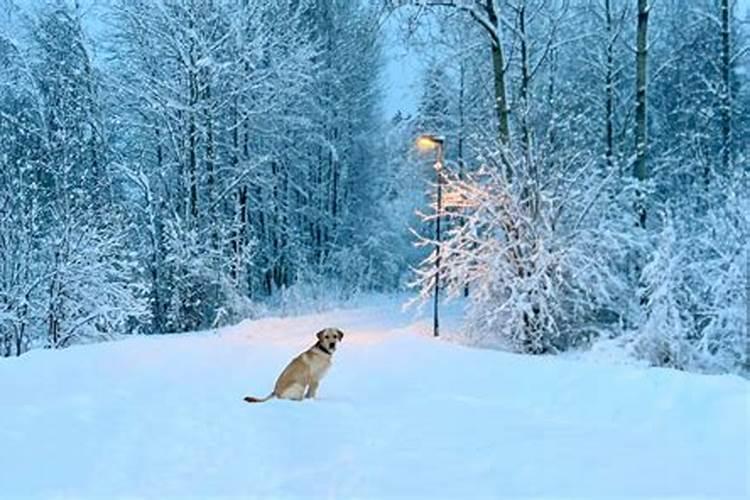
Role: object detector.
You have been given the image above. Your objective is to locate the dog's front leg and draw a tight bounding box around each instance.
[305,380,319,399]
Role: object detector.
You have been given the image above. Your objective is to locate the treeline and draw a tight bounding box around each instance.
[0,0,390,355]
[2,0,748,374]
[399,0,749,374]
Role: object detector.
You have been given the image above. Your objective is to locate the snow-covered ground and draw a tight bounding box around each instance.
[1,296,748,499]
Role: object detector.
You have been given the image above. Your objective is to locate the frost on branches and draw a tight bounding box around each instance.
[633,182,749,374]
[413,144,633,355]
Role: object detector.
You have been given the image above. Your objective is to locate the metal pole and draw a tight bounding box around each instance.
[433,143,444,338]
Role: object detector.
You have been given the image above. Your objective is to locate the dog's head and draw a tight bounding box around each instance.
[316,327,344,353]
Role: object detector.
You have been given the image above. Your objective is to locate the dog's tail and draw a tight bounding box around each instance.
[244,392,274,403]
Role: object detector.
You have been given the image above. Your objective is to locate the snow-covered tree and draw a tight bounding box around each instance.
[413,137,634,353]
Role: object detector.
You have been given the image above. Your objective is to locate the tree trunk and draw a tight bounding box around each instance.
[486,0,511,152]
[187,23,199,224]
[605,0,615,174]
[16,302,27,356]
[516,1,538,218]
[204,71,217,250]
[720,0,731,174]
[47,261,59,348]
[518,3,532,162]
[633,0,649,228]
[230,99,244,284]
[151,126,165,334]
[458,52,469,298]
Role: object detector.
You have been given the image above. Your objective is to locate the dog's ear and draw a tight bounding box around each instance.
[316,329,326,340]
[336,329,344,341]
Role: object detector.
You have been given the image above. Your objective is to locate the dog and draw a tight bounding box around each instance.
[244,328,344,403]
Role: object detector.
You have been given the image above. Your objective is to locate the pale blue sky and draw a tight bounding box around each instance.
[380,12,423,120]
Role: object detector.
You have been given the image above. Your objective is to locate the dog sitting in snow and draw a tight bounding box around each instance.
[244,328,344,403]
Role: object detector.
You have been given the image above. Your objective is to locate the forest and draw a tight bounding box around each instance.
[0,0,748,376]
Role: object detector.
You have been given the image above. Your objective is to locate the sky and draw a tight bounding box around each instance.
[379,11,423,121]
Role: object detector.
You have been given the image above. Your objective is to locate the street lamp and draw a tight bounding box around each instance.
[416,134,445,338]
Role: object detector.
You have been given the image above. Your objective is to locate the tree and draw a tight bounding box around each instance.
[388,0,512,147]
[413,142,630,353]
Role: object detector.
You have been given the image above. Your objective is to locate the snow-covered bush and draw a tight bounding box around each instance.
[634,212,698,368]
[634,180,749,375]
[39,220,150,348]
[696,189,749,373]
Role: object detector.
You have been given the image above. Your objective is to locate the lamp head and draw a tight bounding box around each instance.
[416,134,444,151]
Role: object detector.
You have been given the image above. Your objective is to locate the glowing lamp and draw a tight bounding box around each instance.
[416,134,444,152]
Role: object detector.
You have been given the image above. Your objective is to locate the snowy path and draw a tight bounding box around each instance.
[1,296,748,499]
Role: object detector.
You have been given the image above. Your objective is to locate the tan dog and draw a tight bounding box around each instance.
[244,328,344,403]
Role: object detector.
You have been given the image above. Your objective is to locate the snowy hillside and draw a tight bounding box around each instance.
[1,297,748,499]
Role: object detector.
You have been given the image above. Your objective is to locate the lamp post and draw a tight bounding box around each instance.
[416,134,445,338]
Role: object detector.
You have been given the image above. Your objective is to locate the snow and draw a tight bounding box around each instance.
[1,295,748,499]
